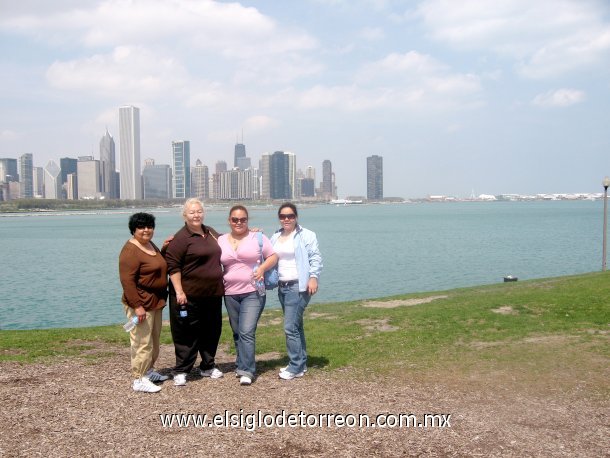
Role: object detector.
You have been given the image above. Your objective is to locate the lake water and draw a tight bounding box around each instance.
[0,200,605,330]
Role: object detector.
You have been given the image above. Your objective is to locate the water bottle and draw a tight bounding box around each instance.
[179,304,188,318]
[252,261,266,296]
[123,316,138,332]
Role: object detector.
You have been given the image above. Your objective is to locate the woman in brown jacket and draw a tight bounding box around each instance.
[119,212,169,393]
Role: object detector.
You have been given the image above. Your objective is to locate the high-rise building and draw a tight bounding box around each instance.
[321,160,335,199]
[0,158,18,182]
[100,128,117,199]
[19,153,34,198]
[143,161,172,199]
[211,161,228,199]
[234,142,246,168]
[217,168,257,200]
[33,166,44,198]
[77,156,102,199]
[191,159,209,200]
[44,160,62,199]
[259,154,271,199]
[300,178,315,197]
[269,151,291,199]
[172,140,190,199]
[60,157,77,200]
[366,155,383,200]
[119,105,141,200]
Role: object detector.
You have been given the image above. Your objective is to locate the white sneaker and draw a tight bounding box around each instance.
[133,377,161,393]
[173,373,187,386]
[239,375,252,385]
[145,369,169,382]
[278,370,305,380]
[280,366,307,373]
[200,368,224,379]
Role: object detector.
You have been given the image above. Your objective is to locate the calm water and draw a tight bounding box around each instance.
[0,200,604,330]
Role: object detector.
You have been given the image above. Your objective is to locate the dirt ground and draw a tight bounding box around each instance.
[0,342,607,457]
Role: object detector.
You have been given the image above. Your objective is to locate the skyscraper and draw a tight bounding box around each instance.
[191,159,209,200]
[143,160,172,199]
[44,160,62,199]
[366,155,383,200]
[269,151,291,199]
[321,160,334,199]
[19,153,33,198]
[234,142,246,168]
[0,158,18,182]
[77,156,101,199]
[100,128,117,199]
[119,105,141,200]
[172,140,191,199]
[60,157,77,199]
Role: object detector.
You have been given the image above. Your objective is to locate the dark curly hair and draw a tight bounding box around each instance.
[128,212,156,235]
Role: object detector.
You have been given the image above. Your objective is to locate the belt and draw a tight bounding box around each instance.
[278,280,298,287]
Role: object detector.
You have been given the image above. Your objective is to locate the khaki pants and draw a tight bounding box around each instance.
[124,306,163,379]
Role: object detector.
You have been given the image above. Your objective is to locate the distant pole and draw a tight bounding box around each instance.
[602,176,610,272]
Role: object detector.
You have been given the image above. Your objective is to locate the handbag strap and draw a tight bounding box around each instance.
[257,231,264,264]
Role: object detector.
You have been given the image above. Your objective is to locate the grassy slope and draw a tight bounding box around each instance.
[2,272,608,393]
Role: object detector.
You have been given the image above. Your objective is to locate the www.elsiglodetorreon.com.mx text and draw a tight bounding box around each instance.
[159,410,452,431]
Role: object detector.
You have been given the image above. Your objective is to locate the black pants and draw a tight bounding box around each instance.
[169,294,222,373]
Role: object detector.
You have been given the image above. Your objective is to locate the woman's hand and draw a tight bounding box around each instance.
[307,277,318,295]
[252,267,265,283]
[135,306,147,322]
[175,291,188,305]
[162,235,174,249]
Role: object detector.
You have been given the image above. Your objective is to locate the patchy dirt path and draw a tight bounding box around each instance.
[0,343,607,457]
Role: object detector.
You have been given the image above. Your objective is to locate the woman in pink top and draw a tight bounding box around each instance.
[218,205,277,385]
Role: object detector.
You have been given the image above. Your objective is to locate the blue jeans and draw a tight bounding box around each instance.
[278,283,311,374]
[224,291,265,379]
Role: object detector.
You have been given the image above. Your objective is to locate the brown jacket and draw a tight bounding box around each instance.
[119,241,168,310]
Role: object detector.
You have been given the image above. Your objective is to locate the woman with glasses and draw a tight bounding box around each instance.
[119,212,169,393]
[164,198,225,386]
[270,202,323,380]
[218,205,278,385]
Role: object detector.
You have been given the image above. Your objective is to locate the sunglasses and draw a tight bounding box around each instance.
[230,217,248,224]
[135,225,154,230]
[278,213,296,220]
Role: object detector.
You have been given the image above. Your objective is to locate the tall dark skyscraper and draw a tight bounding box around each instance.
[234,142,246,168]
[270,151,291,199]
[366,155,383,200]
[19,153,33,198]
[321,159,334,199]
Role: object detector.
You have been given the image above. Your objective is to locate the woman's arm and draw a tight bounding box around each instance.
[169,272,188,305]
[118,246,147,321]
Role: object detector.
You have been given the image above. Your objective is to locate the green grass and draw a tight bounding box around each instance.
[2,272,609,379]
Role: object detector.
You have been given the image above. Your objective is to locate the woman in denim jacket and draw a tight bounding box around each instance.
[269,202,323,380]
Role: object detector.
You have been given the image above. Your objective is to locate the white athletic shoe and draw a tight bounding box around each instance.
[239,375,252,385]
[173,373,187,386]
[278,370,305,380]
[200,368,224,379]
[133,377,162,393]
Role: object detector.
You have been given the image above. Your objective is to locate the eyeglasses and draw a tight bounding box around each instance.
[230,217,248,224]
[135,225,154,230]
[278,213,296,220]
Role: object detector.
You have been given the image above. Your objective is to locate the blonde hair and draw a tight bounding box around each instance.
[182,198,204,216]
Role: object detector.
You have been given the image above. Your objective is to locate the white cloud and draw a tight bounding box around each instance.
[243,115,280,133]
[0,129,20,140]
[532,88,585,107]
[416,0,610,78]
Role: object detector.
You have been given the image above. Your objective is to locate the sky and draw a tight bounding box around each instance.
[1,0,609,199]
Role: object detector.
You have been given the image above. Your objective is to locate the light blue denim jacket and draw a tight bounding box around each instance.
[270,224,323,292]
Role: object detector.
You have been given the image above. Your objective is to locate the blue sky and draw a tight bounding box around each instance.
[1,0,609,198]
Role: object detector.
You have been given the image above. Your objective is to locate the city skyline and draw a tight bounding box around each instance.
[1,1,609,197]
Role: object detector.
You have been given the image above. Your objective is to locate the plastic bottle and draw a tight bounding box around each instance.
[179,304,188,318]
[252,261,266,296]
[123,316,138,332]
